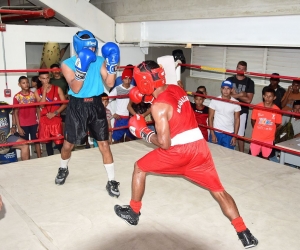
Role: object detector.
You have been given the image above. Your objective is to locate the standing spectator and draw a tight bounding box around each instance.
[110,64,136,92]
[227,61,255,153]
[208,80,241,150]
[109,67,135,143]
[268,73,286,109]
[55,30,121,199]
[197,85,210,106]
[190,91,209,141]
[250,87,282,159]
[281,80,300,111]
[0,101,30,161]
[13,76,41,158]
[34,71,67,156]
[30,76,42,92]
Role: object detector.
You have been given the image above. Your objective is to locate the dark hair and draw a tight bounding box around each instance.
[270,73,280,81]
[293,100,300,107]
[138,60,160,72]
[100,92,108,100]
[39,71,50,76]
[18,76,28,83]
[237,61,247,68]
[50,63,60,68]
[262,86,275,96]
[292,80,300,85]
[194,90,205,98]
[197,85,206,92]
[31,76,42,89]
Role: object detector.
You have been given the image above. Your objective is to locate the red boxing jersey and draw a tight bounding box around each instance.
[37,85,61,116]
[190,102,209,140]
[153,85,199,139]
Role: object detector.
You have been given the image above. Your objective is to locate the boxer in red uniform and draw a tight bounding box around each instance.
[114,61,258,249]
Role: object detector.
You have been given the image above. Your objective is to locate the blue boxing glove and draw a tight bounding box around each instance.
[101,42,120,74]
[75,48,96,81]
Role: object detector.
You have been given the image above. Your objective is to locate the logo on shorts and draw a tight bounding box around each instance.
[54,97,57,101]
[84,98,93,102]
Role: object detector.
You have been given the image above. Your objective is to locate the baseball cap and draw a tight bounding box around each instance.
[270,73,280,81]
[122,68,133,80]
[221,80,233,88]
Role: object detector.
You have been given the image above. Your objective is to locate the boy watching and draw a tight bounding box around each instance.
[208,80,241,149]
[250,87,282,159]
[190,91,209,141]
[13,76,41,158]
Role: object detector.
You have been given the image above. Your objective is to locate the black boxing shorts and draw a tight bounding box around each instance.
[64,95,109,145]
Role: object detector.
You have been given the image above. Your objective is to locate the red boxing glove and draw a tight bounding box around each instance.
[143,95,154,104]
[129,87,143,104]
[129,114,155,143]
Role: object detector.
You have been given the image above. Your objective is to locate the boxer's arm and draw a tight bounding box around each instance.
[150,102,171,149]
[61,63,84,94]
[100,63,116,88]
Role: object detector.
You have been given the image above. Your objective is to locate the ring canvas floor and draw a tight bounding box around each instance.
[0,140,299,250]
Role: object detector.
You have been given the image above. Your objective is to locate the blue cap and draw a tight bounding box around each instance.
[221,80,233,88]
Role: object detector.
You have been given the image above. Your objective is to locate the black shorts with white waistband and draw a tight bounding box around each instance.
[65,95,109,145]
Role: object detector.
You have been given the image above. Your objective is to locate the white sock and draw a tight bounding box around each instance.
[60,158,70,169]
[104,163,115,181]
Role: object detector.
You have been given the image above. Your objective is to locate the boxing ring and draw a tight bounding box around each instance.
[0,140,299,250]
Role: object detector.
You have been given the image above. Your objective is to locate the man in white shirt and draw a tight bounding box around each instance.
[208,80,241,149]
[109,67,135,143]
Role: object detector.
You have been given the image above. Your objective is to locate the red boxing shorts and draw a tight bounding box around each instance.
[137,139,224,192]
[38,116,63,145]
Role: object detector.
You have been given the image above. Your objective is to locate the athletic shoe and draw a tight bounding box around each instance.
[237,228,258,249]
[106,180,120,198]
[55,167,69,185]
[114,205,140,226]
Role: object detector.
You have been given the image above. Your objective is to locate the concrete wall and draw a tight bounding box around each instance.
[93,0,300,22]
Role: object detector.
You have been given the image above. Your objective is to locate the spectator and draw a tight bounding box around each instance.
[227,61,255,153]
[208,80,241,150]
[93,93,113,147]
[279,100,300,138]
[13,76,41,158]
[281,80,300,111]
[0,101,30,161]
[190,91,209,141]
[110,64,136,92]
[268,73,286,109]
[197,85,210,106]
[109,67,135,143]
[34,71,67,156]
[30,76,42,92]
[50,64,69,96]
[250,87,282,159]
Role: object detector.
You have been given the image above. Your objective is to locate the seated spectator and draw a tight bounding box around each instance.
[197,85,210,106]
[109,67,135,143]
[34,71,67,156]
[13,76,41,158]
[94,93,113,147]
[268,73,286,109]
[190,91,209,141]
[278,100,300,138]
[281,80,300,111]
[208,80,241,150]
[250,87,282,159]
[0,101,29,161]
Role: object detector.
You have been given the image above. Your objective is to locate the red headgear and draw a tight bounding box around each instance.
[133,62,166,95]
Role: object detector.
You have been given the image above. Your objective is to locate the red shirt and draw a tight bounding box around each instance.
[153,85,198,139]
[251,102,282,141]
[13,91,37,126]
[190,102,209,141]
[37,85,61,116]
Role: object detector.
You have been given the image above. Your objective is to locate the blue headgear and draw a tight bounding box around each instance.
[73,30,98,54]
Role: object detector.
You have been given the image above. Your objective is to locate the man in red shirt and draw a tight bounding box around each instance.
[14,76,41,157]
[114,61,258,249]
